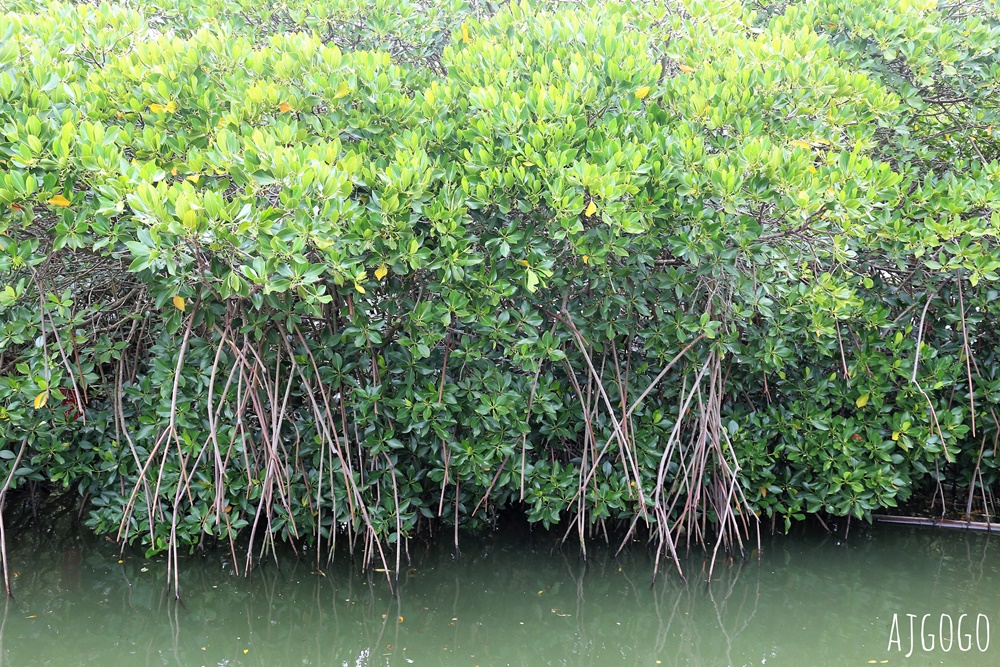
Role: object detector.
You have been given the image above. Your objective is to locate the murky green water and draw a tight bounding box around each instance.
[2,520,999,666]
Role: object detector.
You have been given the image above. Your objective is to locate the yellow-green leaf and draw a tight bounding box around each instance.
[584,200,597,216]
[47,194,71,207]
[791,140,812,150]
[582,255,589,264]
[354,282,366,294]
[892,431,900,441]
[33,390,49,409]
[514,259,529,267]
[164,101,177,113]
[186,174,200,184]
[634,85,650,100]
[334,81,351,99]
[856,392,870,408]
[461,23,470,44]
[525,268,539,292]
[148,103,165,113]
[172,295,186,312]
[375,264,388,281]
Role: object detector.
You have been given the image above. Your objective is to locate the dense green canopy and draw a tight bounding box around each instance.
[1,0,999,592]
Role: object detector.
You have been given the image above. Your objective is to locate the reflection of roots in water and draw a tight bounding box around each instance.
[0,595,8,667]
[5,528,403,667]
[544,540,763,667]
[644,556,761,665]
[706,557,762,666]
[167,593,182,667]
[248,560,392,659]
[394,529,769,666]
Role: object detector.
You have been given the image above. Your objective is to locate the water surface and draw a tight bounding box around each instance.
[2,521,999,666]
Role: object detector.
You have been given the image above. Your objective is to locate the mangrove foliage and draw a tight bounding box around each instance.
[1,0,999,593]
